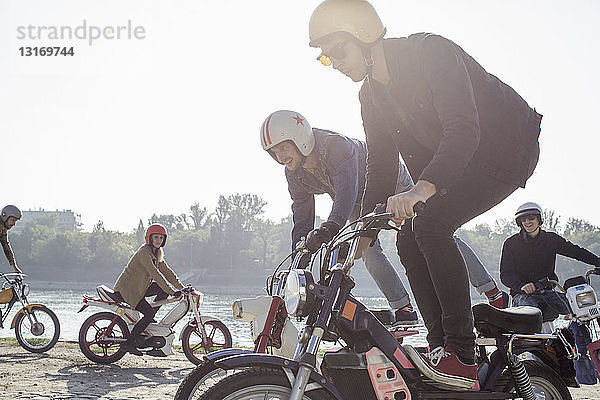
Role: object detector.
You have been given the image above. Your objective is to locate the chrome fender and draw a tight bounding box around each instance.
[10,303,46,329]
[204,347,255,362]
[178,315,222,341]
[214,354,344,399]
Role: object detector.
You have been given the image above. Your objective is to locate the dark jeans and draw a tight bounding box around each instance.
[129,282,169,342]
[396,167,520,362]
[512,290,571,322]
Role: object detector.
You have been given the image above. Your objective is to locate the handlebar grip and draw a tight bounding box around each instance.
[413,201,426,214]
[534,278,554,291]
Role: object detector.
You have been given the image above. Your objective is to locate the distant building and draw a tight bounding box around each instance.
[12,209,82,233]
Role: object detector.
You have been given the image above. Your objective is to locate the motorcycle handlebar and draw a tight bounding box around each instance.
[587,268,600,276]
[370,200,426,219]
[531,277,558,293]
[358,201,427,233]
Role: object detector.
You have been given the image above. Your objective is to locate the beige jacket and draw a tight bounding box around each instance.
[114,244,184,307]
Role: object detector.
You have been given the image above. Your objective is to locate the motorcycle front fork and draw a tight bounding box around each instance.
[20,300,40,328]
[288,327,324,400]
[189,299,210,345]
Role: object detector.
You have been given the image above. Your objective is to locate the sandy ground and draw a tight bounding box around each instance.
[1,340,599,400]
[0,340,194,400]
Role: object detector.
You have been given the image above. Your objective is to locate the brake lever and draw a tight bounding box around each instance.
[369,200,426,222]
[534,278,554,292]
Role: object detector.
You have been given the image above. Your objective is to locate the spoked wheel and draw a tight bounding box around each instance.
[496,360,572,400]
[197,367,335,400]
[78,311,129,364]
[181,320,232,364]
[14,305,60,353]
[174,360,248,400]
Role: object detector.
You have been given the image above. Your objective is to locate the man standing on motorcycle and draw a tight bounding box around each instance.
[308,0,541,389]
[261,109,508,327]
[114,223,184,355]
[500,202,600,316]
[1,205,23,274]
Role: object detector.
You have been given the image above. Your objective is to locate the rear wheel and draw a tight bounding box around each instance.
[14,305,60,353]
[197,367,335,400]
[495,360,572,400]
[78,312,129,364]
[181,320,232,364]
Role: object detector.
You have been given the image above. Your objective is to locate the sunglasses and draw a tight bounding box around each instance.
[517,215,539,224]
[317,41,348,66]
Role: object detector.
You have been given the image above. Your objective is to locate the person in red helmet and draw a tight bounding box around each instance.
[114,223,184,355]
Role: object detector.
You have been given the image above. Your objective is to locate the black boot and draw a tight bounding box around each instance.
[122,337,143,356]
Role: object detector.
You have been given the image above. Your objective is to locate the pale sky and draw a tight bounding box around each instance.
[1,0,599,232]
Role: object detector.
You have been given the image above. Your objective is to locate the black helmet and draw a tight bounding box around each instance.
[1,205,22,223]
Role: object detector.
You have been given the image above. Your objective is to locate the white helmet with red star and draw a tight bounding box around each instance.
[260,110,315,157]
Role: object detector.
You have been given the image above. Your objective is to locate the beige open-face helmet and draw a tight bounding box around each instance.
[309,0,386,48]
[260,110,315,162]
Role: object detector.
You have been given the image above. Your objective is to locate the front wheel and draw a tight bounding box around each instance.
[174,360,244,400]
[14,305,60,353]
[78,311,129,364]
[181,320,232,364]
[496,360,572,400]
[197,367,335,400]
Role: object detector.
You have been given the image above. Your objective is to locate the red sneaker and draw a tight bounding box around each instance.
[486,288,510,309]
[405,345,477,390]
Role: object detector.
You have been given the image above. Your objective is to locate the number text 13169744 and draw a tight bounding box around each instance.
[19,47,75,56]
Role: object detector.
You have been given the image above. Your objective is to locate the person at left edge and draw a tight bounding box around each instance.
[1,205,23,274]
[114,223,184,355]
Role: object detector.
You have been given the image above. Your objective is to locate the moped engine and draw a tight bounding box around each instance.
[322,347,411,400]
[322,349,377,400]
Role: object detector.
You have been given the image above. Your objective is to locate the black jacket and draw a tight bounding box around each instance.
[500,229,600,295]
[359,34,542,213]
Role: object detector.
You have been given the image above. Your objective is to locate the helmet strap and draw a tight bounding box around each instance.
[362,45,375,80]
[362,45,378,107]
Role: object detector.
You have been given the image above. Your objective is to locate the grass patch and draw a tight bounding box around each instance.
[0,337,18,346]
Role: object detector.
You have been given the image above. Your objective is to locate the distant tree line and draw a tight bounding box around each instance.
[2,194,599,290]
[3,194,292,283]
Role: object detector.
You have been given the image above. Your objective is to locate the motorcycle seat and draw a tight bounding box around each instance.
[97,285,126,304]
[473,303,542,336]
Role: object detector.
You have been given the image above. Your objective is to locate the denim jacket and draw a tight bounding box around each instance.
[286,128,413,249]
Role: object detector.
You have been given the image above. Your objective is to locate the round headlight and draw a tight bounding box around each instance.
[576,291,596,308]
[22,283,30,297]
[284,270,314,317]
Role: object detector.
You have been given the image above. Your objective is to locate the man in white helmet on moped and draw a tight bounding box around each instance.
[261,110,507,327]
[501,202,600,316]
